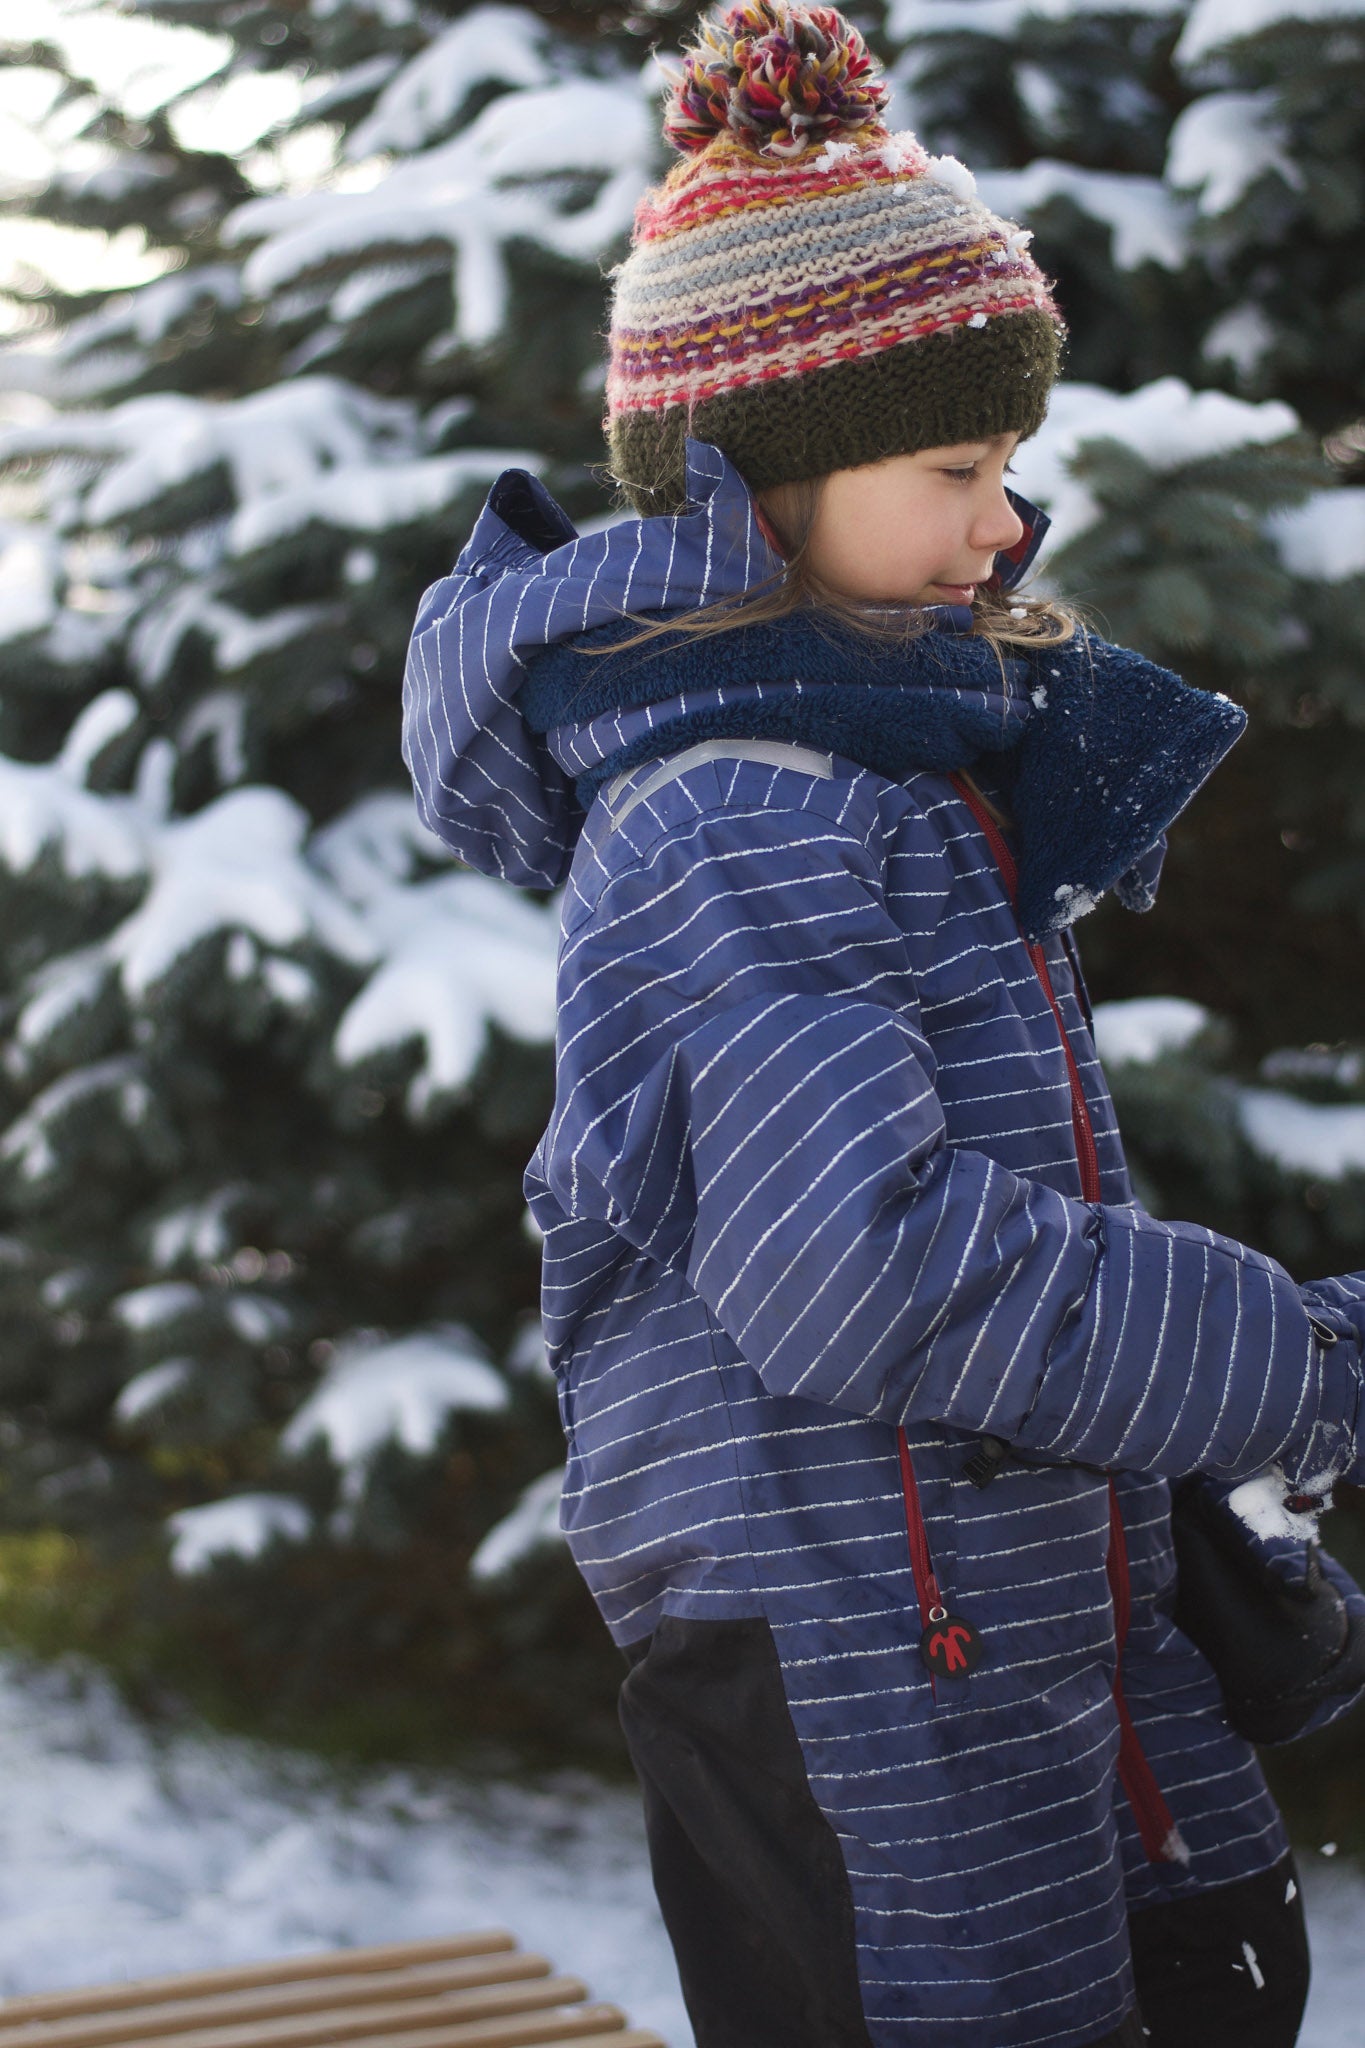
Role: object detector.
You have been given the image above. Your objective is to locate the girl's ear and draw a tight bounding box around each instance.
[754,504,787,559]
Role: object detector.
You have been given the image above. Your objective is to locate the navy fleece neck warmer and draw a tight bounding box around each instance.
[522,608,1246,942]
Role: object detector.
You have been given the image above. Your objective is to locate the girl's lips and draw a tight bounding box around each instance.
[934,582,977,600]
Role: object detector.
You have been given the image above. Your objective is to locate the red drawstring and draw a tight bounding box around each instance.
[1106,1479,1188,1864]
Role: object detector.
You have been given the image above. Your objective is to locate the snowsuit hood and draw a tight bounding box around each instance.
[402,440,1247,939]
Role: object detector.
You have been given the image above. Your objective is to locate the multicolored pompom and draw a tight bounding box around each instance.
[663,0,891,160]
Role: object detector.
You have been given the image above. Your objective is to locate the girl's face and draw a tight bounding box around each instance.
[798,433,1026,606]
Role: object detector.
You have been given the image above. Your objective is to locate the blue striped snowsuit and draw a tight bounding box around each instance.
[402,441,1365,2047]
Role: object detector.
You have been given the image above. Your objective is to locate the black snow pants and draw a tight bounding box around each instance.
[621,1621,1311,2048]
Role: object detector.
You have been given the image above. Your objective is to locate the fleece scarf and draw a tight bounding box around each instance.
[521,609,1246,942]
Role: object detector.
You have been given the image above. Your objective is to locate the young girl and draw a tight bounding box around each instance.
[402,7,1365,2043]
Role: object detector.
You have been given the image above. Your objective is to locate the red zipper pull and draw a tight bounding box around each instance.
[898,1430,984,1681]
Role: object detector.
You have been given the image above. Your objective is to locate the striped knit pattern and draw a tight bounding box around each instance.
[609,132,1055,413]
[604,4,1065,510]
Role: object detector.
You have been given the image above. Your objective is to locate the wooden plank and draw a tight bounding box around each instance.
[0,1937,519,2024]
[540,2037,664,2048]
[0,1954,556,2046]
[0,1976,591,2048]
[244,2011,636,2048]
[310,2031,664,2048]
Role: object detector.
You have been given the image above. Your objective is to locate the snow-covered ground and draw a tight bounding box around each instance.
[0,1655,690,2044]
[0,1651,1359,2047]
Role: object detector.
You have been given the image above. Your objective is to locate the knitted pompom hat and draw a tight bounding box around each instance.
[606,0,1066,516]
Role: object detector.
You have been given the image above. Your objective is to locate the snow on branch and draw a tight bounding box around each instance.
[1266,490,1365,583]
[975,162,1188,271]
[0,746,145,884]
[1238,1091,1365,1180]
[315,795,556,1113]
[0,377,413,529]
[52,266,244,370]
[281,1326,508,1504]
[128,587,332,691]
[469,1467,565,1583]
[112,1280,205,1333]
[1201,304,1277,380]
[1166,90,1304,215]
[0,375,528,556]
[345,6,555,157]
[226,77,652,349]
[226,449,529,557]
[1177,0,1365,68]
[0,1057,152,1185]
[8,946,115,1073]
[0,524,60,645]
[1011,376,1301,555]
[114,1358,193,1427]
[167,1493,312,1576]
[301,54,403,123]
[147,1188,251,1269]
[1092,997,1213,1067]
[0,722,554,1106]
[887,0,1183,36]
[1094,998,1365,1184]
[107,786,373,999]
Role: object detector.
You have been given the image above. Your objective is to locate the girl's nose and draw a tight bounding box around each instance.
[973,488,1026,554]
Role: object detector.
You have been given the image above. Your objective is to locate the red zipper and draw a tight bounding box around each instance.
[950,780,1102,1201]
[1105,1477,1187,1863]
[897,1425,946,1699]
[949,772,1186,1866]
[898,1426,947,1623]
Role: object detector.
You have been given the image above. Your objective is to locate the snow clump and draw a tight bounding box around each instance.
[282,1326,508,1504]
[469,1467,566,1582]
[1092,997,1210,1068]
[1166,89,1302,217]
[1008,377,1299,559]
[167,1494,312,1575]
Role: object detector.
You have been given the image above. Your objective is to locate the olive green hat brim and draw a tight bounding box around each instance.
[609,311,1064,518]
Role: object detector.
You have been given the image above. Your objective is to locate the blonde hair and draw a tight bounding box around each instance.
[602,471,1082,656]
[594,471,1085,828]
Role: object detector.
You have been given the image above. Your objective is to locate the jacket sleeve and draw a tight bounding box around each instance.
[545,787,1362,1488]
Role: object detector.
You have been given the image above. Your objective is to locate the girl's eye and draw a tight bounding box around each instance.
[943,461,1019,483]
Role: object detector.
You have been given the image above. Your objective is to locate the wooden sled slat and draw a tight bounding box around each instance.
[0,1974,591,2048]
[275,2011,650,2048]
[0,1954,558,2046]
[0,1936,518,2024]
[325,2032,667,2048]
[0,1932,668,2048]
[545,2037,665,2048]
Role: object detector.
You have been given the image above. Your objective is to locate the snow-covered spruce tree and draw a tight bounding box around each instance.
[885,0,1365,1271]
[1,0,1363,1752]
[0,0,689,1756]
